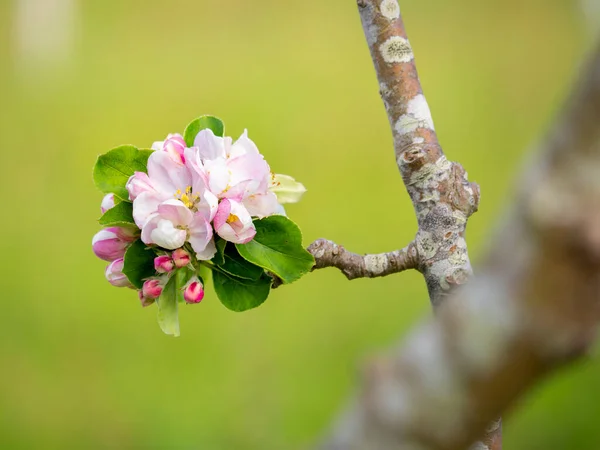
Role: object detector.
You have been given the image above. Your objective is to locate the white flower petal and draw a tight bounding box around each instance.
[244,191,280,218]
[150,219,187,250]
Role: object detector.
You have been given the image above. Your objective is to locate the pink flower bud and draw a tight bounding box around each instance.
[154,255,174,273]
[172,248,191,268]
[142,279,163,299]
[184,277,204,304]
[100,193,116,214]
[138,290,155,307]
[163,134,186,164]
[105,258,132,288]
[92,227,136,262]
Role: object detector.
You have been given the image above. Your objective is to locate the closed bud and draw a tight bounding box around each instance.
[154,255,174,273]
[92,227,135,262]
[105,258,132,288]
[138,290,155,307]
[184,277,204,304]
[100,193,116,214]
[142,279,163,299]
[172,248,191,268]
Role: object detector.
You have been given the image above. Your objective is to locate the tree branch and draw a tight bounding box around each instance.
[308,239,419,280]
[314,1,495,446]
[318,4,600,450]
[356,0,480,308]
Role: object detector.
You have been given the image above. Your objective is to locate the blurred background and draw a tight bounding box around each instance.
[0,0,598,448]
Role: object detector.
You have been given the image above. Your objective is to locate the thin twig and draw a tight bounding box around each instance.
[309,239,419,280]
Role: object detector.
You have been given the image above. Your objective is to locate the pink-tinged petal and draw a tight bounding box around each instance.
[185,147,209,189]
[229,129,259,158]
[204,157,231,196]
[168,134,186,145]
[214,199,256,244]
[244,191,280,218]
[195,238,217,261]
[193,129,227,160]
[196,189,219,222]
[147,150,192,194]
[105,258,132,288]
[227,152,271,192]
[213,198,232,231]
[127,171,156,201]
[228,198,254,224]
[236,226,256,244]
[151,141,164,151]
[163,134,186,164]
[188,213,214,260]
[157,199,194,227]
[222,179,262,202]
[150,219,187,250]
[92,228,130,261]
[133,191,164,228]
[141,213,160,244]
[100,193,116,214]
[214,222,236,243]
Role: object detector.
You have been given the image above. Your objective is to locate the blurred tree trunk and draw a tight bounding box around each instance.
[13,0,79,71]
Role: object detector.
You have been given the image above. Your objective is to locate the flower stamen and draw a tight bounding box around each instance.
[226,214,239,224]
[175,186,200,210]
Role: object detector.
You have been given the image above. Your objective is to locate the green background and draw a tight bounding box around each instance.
[0,0,598,448]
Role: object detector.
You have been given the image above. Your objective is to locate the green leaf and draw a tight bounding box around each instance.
[174,267,194,304]
[213,270,271,312]
[211,237,227,266]
[98,201,135,227]
[157,275,180,337]
[183,115,225,146]
[235,216,314,284]
[93,145,153,200]
[218,244,264,281]
[122,239,156,289]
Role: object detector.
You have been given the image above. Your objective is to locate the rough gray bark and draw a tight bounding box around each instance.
[307,1,600,449]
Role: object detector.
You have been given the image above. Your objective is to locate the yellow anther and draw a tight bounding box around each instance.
[226,214,239,224]
[181,194,192,207]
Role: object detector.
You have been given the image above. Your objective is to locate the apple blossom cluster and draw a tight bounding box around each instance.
[92,116,313,336]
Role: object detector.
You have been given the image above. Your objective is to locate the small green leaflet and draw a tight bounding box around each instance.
[98,201,135,227]
[122,239,155,289]
[93,145,152,200]
[213,270,271,312]
[157,275,180,337]
[236,216,314,284]
[183,115,225,147]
